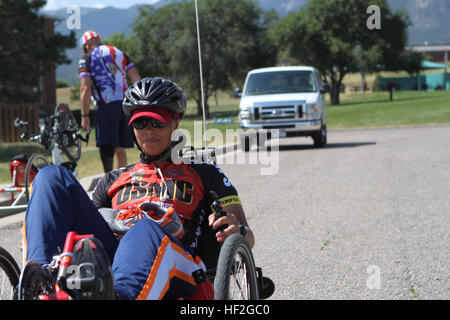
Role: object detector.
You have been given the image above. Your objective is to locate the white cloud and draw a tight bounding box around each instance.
[43,0,73,11]
[92,3,107,9]
[281,0,298,12]
[43,0,161,10]
[42,0,58,10]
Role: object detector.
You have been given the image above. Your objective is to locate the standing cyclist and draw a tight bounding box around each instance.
[79,30,141,173]
[23,77,254,299]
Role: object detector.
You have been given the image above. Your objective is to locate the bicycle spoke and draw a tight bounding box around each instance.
[229,255,250,300]
[214,234,258,300]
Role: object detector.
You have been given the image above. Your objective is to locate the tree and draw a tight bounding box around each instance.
[104,32,138,58]
[129,4,178,82]
[127,0,278,117]
[0,0,76,102]
[269,0,413,105]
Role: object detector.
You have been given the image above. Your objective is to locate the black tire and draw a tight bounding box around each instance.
[25,153,50,202]
[55,105,81,163]
[18,260,54,300]
[214,234,259,300]
[313,124,327,148]
[0,247,21,300]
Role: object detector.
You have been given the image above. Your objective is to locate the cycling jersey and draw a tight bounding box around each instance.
[92,159,241,268]
[78,45,135,105]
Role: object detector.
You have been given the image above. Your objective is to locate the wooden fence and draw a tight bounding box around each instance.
[0,103,39,143]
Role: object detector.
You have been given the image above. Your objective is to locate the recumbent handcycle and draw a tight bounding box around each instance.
[0,121,274,300]
[0,190,274,300]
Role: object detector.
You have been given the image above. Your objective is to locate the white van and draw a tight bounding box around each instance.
[238,66,329,150]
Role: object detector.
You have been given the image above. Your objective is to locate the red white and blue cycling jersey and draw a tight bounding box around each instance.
[79,45,135,104]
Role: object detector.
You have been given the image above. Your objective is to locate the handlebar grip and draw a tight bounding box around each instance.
[14,117,29,128]
[209,191,228,232]
[85,128,92,143]
[209,191,223,218]
[78,128,92,144]
[214,212,228,233]
[14,117,31,140]
[213,201,226,219]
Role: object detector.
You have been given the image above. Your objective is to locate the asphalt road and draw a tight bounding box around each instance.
[1,125,449,300]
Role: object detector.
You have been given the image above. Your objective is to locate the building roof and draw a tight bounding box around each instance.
[408,44,450,52]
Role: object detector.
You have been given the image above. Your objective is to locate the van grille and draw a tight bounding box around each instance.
[256,104,303,121]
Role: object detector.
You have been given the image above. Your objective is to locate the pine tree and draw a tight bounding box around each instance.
[0,0,76,102]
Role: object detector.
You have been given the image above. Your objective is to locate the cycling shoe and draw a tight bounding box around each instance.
[71,237,115,300]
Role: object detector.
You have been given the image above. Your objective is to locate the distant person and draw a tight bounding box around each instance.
[79,30,141,173]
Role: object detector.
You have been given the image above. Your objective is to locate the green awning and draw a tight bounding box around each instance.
[421,60,448,69]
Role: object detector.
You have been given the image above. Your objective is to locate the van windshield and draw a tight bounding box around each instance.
[244,71,317,96]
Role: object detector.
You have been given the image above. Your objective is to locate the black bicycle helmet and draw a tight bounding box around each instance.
[124,77,186,164]
[123,77,186,118]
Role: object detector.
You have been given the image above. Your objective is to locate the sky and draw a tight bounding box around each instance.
[43,0,160,10]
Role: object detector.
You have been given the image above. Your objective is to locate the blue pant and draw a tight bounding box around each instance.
[95,100,134,148]
[24,165,203,299]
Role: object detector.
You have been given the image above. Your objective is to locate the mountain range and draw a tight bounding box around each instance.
[41,0,450,84]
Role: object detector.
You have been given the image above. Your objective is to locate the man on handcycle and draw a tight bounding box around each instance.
[23,77,254,300]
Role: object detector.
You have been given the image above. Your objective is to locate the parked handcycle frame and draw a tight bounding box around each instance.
[0,103,90,215]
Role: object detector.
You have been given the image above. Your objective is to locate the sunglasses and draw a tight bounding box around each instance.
[131,117,169,130]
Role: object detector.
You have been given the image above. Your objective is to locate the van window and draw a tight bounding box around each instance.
[244,71,317,96]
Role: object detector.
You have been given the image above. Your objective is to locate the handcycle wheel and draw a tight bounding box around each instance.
[0,247,21,300]
[214,233,260,300]
[25,153,50,202]
[55,103,82,163]
[18,260,54,300]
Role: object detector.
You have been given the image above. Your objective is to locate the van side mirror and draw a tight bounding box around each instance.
[233,87,242,98]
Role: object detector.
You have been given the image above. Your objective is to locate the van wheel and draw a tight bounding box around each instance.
[313,124,327,148]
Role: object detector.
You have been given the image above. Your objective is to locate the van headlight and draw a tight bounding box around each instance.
[307,103,320,119]
[239,107,251,120]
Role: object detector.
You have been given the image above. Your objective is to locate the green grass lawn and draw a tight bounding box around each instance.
[2,89,450,184]
[327,90,450,129]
